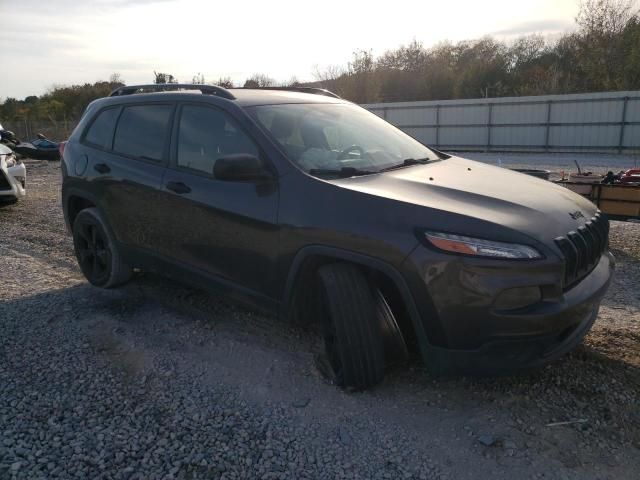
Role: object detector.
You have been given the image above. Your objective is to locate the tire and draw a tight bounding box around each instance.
[317,263,385,390]
[72,207,131,288]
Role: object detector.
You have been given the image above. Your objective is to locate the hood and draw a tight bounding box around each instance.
[332,156,597,244]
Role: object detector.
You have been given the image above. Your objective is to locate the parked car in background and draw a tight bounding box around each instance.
[0,143,26,205]
[61,84,614,390]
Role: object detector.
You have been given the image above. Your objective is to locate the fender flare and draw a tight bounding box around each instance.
[280,245,432,359]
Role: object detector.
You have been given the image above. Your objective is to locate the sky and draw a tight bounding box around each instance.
[0,0,581,100]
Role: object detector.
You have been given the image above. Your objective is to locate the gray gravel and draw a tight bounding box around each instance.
[1,159,639,479]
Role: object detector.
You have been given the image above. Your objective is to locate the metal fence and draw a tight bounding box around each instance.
[364,91,640,153]
[9,119,73,143]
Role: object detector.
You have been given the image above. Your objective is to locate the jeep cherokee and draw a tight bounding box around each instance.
[61,84,614,390]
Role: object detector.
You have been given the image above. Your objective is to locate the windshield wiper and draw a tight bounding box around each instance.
[309,167,377,178]
[378,157,430,172]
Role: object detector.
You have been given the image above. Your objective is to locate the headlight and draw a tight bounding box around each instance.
[424,231,542,259]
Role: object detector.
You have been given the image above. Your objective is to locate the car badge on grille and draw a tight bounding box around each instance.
[569,210,585,220]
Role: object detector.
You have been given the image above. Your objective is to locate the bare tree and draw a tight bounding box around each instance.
[283,76,301,87]
[153,71,177,84]
[243,74,275,88]
[191,73,206,84]
[348,49,376,75]
[312,64,347,96]
[573,0,640,90]
[214,77,234,88]
[378,39,427,72]
[109,72,124,85]
[576,0,639,35]
[312,64,345,83]
[506,35,547,71]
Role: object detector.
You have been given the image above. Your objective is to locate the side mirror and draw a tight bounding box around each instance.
[213,154,272,182]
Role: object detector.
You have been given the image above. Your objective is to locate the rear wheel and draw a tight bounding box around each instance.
[72,208,131,288]
[317,263,385,390]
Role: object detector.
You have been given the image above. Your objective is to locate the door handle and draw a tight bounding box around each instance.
[94,163,110,174]
[166,181,191,194]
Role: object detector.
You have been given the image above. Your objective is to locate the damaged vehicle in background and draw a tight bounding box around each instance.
[12,134,61,161]
[0,143,26,205]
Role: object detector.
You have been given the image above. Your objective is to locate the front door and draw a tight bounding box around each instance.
[159,103,280,299]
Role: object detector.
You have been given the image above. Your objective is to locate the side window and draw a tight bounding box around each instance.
[113,104,173,161]
[84,107,120,150]
[176,105,259,175]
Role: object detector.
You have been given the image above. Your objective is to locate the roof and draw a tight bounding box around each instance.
[229,89,345,106]
[106,84,345,107]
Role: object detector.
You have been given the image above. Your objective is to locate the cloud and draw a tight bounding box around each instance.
[0,28,81,58]
[0,3,165,99]
[491,19,575,37]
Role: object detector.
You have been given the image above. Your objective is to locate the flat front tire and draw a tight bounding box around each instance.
[317,263,385,390]
[72,207,131,288]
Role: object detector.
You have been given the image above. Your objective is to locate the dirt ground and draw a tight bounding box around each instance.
[1,159,639,479]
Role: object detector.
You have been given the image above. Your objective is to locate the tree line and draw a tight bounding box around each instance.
[313,0,640,103]
[0,0,638,136]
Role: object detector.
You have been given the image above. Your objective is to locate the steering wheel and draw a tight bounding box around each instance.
[337,145,365,160]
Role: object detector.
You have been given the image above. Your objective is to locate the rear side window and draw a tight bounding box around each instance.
[113,104,173,161]
[84,107,120,149]
[176,105,259,175]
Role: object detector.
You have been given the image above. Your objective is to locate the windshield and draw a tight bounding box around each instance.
[248,103,439,178]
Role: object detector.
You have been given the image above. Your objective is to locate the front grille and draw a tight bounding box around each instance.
[0,171,12,191]
[555,212,609,289]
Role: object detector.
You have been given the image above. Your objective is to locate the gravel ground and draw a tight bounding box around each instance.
[1,159,639,480]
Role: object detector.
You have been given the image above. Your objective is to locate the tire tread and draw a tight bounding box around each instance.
[318,263,384,390]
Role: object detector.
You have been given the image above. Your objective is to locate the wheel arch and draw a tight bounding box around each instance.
[281,245,432,358]
[62,187,100,232]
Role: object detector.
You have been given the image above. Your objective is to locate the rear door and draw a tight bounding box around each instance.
[82,102,174,255]
[159,103,280,299]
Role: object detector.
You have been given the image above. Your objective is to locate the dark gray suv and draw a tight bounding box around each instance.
[61,84,614,390]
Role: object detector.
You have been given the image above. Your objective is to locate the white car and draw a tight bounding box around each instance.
[0,143,26,205]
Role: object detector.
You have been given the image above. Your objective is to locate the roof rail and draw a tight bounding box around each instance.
[109,84,236,100]
[245,87,341,99]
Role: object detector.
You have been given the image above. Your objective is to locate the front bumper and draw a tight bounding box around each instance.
[0,161,27,201]
[403,248,614,375]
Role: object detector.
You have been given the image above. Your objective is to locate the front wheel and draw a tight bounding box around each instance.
[72,207,131,288]
[317,263,385,390]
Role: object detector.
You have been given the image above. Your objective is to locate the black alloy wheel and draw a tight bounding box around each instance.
[72,208,131,288]
[75,220,112,285]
